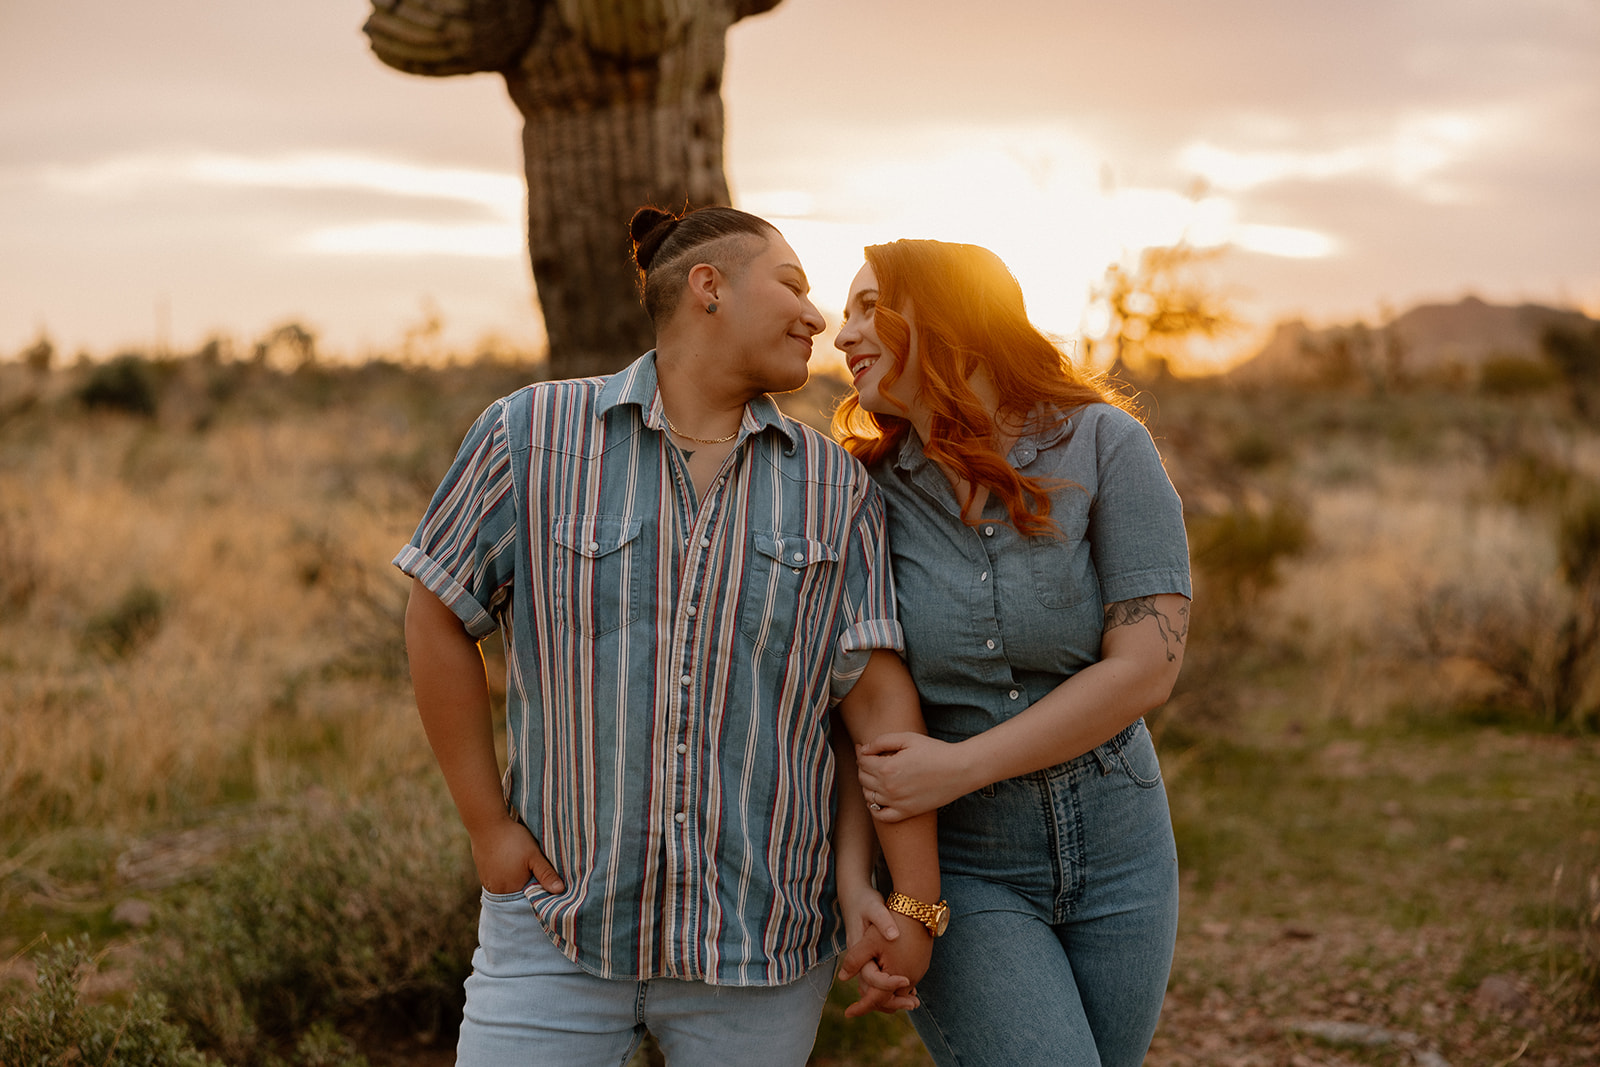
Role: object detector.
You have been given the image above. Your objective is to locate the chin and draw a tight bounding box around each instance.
[766,371,809,395]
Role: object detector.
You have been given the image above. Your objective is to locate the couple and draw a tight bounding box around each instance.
[397,205,1191,1066]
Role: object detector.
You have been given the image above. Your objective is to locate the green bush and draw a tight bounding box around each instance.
[1187,498,1313,635]
[1479,355,1560,396]
[0,937,213,1067]
[140,786,477,1064]
[78,355,159,417]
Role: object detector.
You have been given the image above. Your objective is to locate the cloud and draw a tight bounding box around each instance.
[1177,108,1498,204]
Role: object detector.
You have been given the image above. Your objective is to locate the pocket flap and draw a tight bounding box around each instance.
[753,532,838,568]
[551,515,643,559]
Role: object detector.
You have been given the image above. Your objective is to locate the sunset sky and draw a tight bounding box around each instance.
[2,0,1597,372]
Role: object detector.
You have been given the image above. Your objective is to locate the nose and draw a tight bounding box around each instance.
[834,318,858,352]
[800,296,825,336]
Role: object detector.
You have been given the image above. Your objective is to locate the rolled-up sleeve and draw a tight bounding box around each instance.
[393,399,519,638]
[830,478,905,702]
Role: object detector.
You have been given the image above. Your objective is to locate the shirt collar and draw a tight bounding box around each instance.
[596,351,800,448]
[890,403,1079,472]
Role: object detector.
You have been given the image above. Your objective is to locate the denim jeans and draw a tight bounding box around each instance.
[455,888,834,1066]
[907,719,1179,1067]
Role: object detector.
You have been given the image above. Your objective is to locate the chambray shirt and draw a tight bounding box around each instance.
[394,352,903,986]
[868,403,1190,745]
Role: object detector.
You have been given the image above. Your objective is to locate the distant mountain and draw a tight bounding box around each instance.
[1229,296,1598,384]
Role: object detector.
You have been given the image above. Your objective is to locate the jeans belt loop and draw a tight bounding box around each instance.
[1091,742,1116,776]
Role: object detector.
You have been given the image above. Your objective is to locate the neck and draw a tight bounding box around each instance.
[654,344,751,441]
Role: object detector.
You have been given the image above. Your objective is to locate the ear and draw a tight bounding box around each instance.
[686,262,722,310]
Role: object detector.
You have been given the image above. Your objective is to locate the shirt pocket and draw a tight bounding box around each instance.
[549,515,644,638]
[1027,534,1099,610]
[739,531,840,653]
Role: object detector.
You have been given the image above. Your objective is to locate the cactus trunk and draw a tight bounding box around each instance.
[506,6,737,378]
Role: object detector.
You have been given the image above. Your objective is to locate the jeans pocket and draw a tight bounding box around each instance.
[1110,721,1163,789]
[481,883,535,905]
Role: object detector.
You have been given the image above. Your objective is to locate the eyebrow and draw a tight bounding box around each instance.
[778,262,811,292]
[842,287,879,321]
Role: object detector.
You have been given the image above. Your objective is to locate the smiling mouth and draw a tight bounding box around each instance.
[848,354,879,380]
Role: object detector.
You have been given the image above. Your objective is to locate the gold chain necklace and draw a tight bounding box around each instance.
[665,415,739,444]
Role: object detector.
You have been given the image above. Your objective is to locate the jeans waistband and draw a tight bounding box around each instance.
[1018,718,1144,782]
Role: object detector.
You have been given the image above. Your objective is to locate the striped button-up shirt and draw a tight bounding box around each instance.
[394,352,903,986]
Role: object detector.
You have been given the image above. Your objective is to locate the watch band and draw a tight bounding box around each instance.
[885,891,950,937]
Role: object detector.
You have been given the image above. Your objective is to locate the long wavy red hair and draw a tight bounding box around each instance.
[833,240,1136,537]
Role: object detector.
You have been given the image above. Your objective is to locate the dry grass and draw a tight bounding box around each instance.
[0,406,429,831]
[3,359,1599,1063]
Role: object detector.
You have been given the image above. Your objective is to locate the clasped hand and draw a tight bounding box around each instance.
[856,732,968,822]
[835,884,932,1017]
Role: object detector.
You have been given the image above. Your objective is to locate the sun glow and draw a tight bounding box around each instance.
[739,121,1334,375]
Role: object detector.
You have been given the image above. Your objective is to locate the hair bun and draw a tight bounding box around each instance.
[629,206,680,271]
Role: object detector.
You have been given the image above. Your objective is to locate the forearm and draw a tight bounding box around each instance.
[830,717,878,896]
[953,593,1189,790]
[404,579,507,835]
[838,651,940,901]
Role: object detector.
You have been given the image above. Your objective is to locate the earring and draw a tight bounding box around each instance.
[705,302,718,314]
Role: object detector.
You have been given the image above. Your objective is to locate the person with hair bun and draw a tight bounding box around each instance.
[397,204,941,1065]
[834,239,1191,1067]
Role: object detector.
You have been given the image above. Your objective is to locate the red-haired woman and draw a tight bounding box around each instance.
[833,239,1191,1066]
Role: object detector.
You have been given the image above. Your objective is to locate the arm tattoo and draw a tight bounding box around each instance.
[1103,596,1190,662]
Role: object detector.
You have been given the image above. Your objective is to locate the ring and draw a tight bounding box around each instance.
[870,803,882,811]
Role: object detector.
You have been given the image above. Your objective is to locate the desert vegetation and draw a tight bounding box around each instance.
[2,332,1598,1065]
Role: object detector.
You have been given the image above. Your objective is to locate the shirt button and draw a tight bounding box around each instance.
[588,541,599,552]
[699,537,711,548]
[680,674,692,687]
[686,605,697,618]
[792,551,804,562]
[1008,689,1020,700]
[986,639,996,649]
[674,812,687,824]
[676,743,688,755]
[984,525,995,536]
[980,571,989,581]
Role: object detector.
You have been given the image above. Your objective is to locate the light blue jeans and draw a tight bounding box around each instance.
[456,888,834,1066]
[908,719,1179,1066]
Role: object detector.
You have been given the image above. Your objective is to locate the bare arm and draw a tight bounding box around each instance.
[830,719,919,1016]
[859,593,1189,820]
[404,578,563,894]
[833,650,940,992]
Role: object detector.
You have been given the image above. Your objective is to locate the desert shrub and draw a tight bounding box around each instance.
[1479,355,1560,396]
[1557,489,1600,587]
[1579,866,1600,1017]
[140,786,477,1063]
[78,355,159,417]
[82,582,166,659]
[0,937,213,1067]
[1227,427,1283,471]
[1187,497,1313,636]
[1412,493,1600,732]
[0,509,40,613]
[1492,449,1576,510]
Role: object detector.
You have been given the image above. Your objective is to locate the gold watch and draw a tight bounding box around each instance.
[885,891,950,937]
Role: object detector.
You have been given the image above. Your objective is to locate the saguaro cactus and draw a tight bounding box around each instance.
[364,0,783,377]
